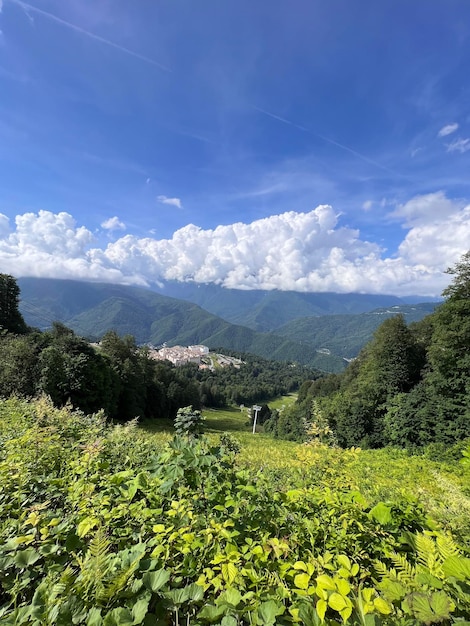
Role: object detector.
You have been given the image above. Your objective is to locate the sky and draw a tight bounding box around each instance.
[0,0,470,296]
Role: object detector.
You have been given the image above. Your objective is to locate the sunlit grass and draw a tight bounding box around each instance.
[138,397,470,539]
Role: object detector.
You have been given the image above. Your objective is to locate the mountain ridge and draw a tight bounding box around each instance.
[17,277,438,373]
[18,277,341,370]
[151,280,439,331]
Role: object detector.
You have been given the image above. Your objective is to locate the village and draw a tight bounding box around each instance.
[146,344,243,369]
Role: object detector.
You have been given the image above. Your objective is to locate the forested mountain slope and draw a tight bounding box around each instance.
[17,278,437,372]
[276,303,437,359]
[17,278,328,368]
[152,280,416,331]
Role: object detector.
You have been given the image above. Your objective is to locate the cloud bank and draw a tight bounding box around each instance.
[0,194,469,296]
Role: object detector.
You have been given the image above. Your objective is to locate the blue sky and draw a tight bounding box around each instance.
[0,0,469,295]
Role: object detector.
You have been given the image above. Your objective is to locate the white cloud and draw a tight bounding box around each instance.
[1,198,469,296]
[0,213,10,237]
[157,195,182,209]
[438,123,459,137]
[0,210,144,285]
[101,216,126,231]
[398,205,470,270]
[362,200,373,211]
[446,137,470,154]
[389,191,461,227]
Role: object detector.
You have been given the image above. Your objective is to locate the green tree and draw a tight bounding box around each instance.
[38,323,118,415]
[322,316,423,448]
[0,274,28,334]
[0,333,39,397]
[420,251,470,443]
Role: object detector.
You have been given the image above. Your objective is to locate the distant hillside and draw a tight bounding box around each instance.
[152,281,413,331]
[276,302,438,359]
[17,278,437,373]
[17,278,333,370]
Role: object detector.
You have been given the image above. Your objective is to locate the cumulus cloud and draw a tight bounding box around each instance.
[1,198,469,296]
[389,191,462,227]
[398,204,470,270]
[101,216,126,231]
[446,137,470,154]
[438,123,459,137]
[157,195,182,209]
[0,210,145,285]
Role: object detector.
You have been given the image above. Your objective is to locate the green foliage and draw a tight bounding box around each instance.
[0,397,469,625]
[0,274,28,334]
[174,406,204,437]
[1,274,315,420]
[287,251,470,450]
[197,352,317,406]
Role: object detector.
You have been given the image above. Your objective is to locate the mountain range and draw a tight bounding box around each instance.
[151,281,438,332]
[17,278,439,372]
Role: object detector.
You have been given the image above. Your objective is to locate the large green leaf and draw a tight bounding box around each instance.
[142,569,170,593]
[442,556,470,581]
[14,548,41,567]
[328,592,347,612]
[218,588,241,607]
[132,598,150,625]
[86,607,103,626]
[103,607,134,626]
[369,502,392,525]
[405,591,452,625]
[257,599,285,625]
[198,604,225,622]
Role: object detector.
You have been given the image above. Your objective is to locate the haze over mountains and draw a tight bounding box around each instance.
[17,278,439,373]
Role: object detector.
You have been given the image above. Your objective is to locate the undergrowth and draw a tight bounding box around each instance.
[0,396,469,625]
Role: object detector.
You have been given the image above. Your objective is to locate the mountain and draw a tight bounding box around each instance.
[17,278,437,373]
[17,278,331,369]
[151,281,409,331]
[275,303,438,359]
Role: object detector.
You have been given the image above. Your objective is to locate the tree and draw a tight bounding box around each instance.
[442,250,470,300]
[0,333,39,397]
[421,251,470,443]
[38,325,119,415]
[0,274,28,334]
[318,316,424,448]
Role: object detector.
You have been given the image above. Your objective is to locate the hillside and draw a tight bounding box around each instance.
[17,278,332,369]
[17,278,438,372]
[152,281,417,331]
[276,302,438,359]
[1,396,469,625]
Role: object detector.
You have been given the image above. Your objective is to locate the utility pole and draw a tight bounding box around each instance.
[252,405,262,434]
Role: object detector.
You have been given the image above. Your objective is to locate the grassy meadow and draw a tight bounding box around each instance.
[141,397,470,544]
